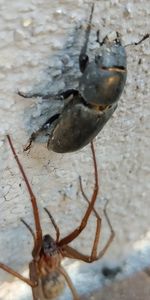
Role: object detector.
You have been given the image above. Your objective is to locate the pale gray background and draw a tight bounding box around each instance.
[0,0,150,299]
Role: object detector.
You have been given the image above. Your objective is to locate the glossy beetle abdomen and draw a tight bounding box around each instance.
[47,102,117,153]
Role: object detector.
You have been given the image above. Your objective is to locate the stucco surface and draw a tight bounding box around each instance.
[0,0,150,299]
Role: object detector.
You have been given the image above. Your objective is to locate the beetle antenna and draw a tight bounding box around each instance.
[125,33,149,47]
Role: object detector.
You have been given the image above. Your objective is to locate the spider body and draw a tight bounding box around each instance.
[0,135,114,299]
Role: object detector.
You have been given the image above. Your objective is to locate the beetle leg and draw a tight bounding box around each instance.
[57,89,79,100]
[18,88,79,102]
[42,89,79,100]
[96,29,101,44]
[17,89,61,101]
[17,89,61,99]
[23,113,60,151]
[96,30,108,46]
[18,90,60,100]
[125,33,149,47]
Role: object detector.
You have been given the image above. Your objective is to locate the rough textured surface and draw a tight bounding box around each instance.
[82,271,150,300]
[0,0,150,299]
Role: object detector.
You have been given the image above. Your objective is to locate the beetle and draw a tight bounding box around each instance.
[18,3,149,153]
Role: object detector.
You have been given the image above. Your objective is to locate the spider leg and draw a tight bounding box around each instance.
[79,175,100,219]
[58,141,98,247]
[29,261,40,300]
[62,201,114,263]
[7,135,42,259]
[21,218,36,242]
[0,263,36,287]
[44,207,60,242]
[79,175,102,257]
[91,199,115,261]
[57,266,79,300]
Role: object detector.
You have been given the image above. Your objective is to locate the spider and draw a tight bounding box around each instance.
[0,135,114,299]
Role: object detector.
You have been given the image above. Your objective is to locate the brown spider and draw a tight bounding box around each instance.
[0,135,114,300]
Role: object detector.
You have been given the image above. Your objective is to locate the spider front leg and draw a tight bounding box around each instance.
[7,135,43,258]
[0,136,43,288]
[44,207,60,243]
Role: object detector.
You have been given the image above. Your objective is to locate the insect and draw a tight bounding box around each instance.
[0,135,114,300]
[18,4,149,153]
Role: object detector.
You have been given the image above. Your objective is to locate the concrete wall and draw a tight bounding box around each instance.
[0,0,149,299]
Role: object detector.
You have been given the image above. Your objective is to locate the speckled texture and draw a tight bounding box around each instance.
[0,0,150,299]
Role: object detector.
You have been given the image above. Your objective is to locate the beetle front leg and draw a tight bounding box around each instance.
[18,90,45,99]
[18,89,63,101]
[96,29,107,46]
[18,88,78,101]
[58,89,79,100]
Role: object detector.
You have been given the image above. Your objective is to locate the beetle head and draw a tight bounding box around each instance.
[79,31,127,106]
[95,31,127,69]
